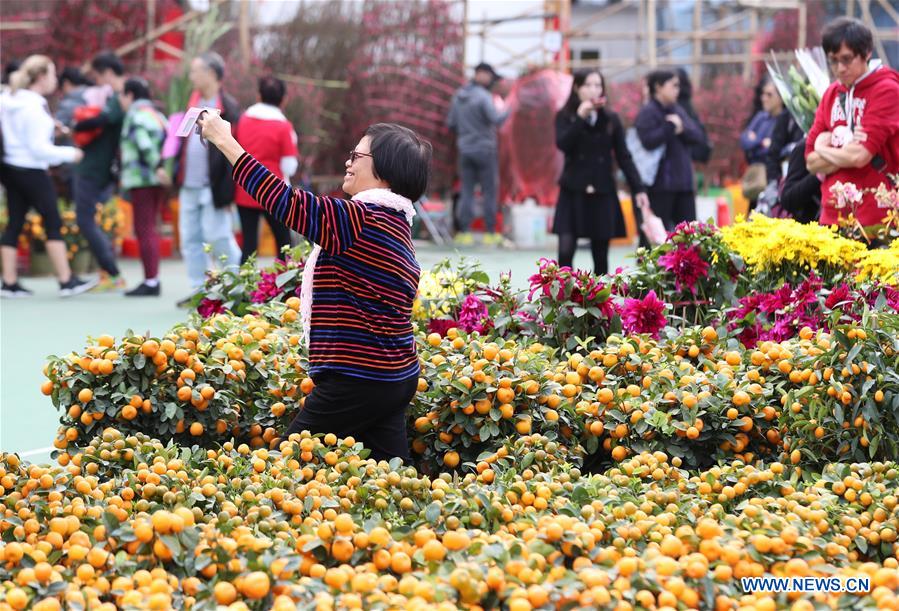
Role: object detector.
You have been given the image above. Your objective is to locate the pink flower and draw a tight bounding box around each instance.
[198,298,225,318]
[658,245,710,295]
[250,270,282,304]
[620,290,667,338]
[873,183,899,209]
[458,294,491,334]
[831,181,863,209]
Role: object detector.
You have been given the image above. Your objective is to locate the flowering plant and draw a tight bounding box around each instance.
[413,257,490,333]
[829,176,899,245]
[615,221,742,325]
[515,258,620,349]
[721,214,865,289]
[854,239,899,286]
[190,244,311,317]
[726,275,899,346]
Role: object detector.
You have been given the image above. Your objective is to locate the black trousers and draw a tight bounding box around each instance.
[634,190,696,249]
[237,206,292,263]
[0,165,64,247]
[284,372,418,463]
[558,234,610,275]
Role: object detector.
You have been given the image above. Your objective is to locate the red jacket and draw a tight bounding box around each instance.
[805,65,899,226]
[234,104,299,209]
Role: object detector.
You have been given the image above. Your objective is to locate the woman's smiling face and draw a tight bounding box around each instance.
[343,136,389,196]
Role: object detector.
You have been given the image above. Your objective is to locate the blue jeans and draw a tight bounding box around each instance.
[73,175,119,276]
[178,186,240,290]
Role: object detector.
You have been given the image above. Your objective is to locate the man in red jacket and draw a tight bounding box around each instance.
[806,18,899,227]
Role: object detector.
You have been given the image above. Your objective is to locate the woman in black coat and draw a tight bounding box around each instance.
[553,69,648,274]
[634,70,705,245]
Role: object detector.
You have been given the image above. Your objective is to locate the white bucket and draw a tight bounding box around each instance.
[696,196,718,225]
[510,199,549,248]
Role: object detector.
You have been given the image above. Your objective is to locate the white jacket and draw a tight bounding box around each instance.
[1,89,80,169]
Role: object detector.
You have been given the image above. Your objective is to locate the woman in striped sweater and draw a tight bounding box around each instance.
[198,112,431,462]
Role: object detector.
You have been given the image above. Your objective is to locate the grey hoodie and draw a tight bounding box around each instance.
[446,82,510,155]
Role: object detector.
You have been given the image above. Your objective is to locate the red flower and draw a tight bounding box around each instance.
[427,318,458,337]
[620,290,667,338]
[198,298,225,318]
[658,245,710,295]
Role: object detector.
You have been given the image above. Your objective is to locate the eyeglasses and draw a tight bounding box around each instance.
[828,53,859,68]
[349,150,373,163]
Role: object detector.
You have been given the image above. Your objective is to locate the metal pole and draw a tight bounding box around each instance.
[798,0,807,49]
[648,0,657,69]
[692,0,702,83]
[744,8,758,82]
[239,0,251,67]
[461,0,469,76]
[146,0,156,68]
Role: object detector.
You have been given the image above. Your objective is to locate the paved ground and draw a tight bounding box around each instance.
[0,240,635,461]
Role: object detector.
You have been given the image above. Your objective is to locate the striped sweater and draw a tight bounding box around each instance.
[232,153,421,382]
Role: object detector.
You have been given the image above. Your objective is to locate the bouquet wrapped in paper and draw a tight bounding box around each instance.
[766,48,830,134]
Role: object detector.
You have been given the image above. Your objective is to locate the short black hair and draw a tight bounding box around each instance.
[198,51,225,81]
[123,77,151,101]
[60,67,89,87]
[91,51,124,76]
[365,123,432,201]
[822,17,874,58]
[647,70,677,97]
[258,76,286,106]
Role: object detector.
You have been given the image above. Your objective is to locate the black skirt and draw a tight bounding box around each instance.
[552,188,626,240]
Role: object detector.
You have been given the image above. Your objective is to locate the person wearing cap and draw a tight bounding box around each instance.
[446,62,509,246]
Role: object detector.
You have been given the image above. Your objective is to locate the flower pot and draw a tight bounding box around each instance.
[70,249,95,275]
[27,250,54,277]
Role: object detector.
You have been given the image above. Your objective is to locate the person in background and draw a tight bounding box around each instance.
[0,55,95,298]
[674,68,712,164]
[119,77,168,297]
[234,75,298,262]
[160,51,241,306]
[634,70,704,242]
[765,111,804,184]
[779,137,821,223]
[553,69,648,275]
[53,67,91,203]
[740,77,784,165]
[806,17,899,228]
[71,51,125,292]
[446,62,509,246]
[55,67,90,131]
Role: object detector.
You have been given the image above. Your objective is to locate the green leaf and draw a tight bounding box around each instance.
[425,502,442,524]
[276,269,299,288]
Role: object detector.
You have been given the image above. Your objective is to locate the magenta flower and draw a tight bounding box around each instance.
[620,290,667,338]
[658,245,710,295]
[458,294,491,334]
[250,270,282,304]
[825,283,853,310]
[198,298,225,318]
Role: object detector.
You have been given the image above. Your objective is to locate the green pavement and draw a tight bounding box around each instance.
[0,241,635,461]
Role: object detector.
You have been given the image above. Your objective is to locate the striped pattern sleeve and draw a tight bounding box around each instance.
[232,152,366,255]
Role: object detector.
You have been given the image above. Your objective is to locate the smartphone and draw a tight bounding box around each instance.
[175,107,219,138]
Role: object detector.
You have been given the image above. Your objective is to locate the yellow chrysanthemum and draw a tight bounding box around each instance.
[854,240,899,286]
[721,215,866,274]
